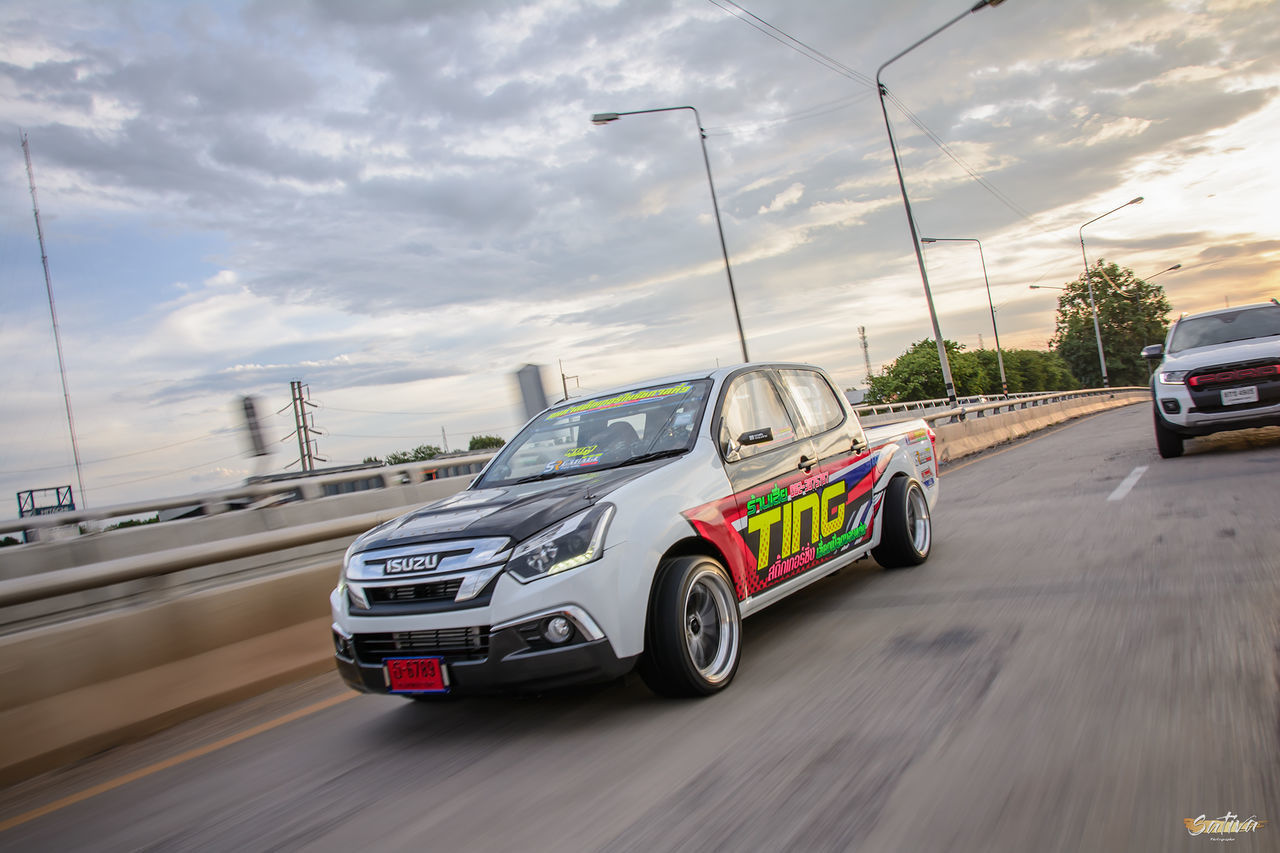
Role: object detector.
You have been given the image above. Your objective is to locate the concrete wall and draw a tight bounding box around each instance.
[0,391,1149,784]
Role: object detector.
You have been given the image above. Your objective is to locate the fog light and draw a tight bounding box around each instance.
[1162,399,1180,414]
[333,631,353,658]
[543,616,573,644]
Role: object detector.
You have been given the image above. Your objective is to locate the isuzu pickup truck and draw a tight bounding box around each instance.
[332,363,939,698]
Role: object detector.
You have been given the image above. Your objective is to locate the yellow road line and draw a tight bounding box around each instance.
[0,691,357,834]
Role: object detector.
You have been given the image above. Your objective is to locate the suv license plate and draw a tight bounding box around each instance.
[386,657,448,692]
[1221,386,1258,406]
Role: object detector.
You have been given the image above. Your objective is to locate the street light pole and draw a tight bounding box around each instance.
[591,106,749,363]
[1145,263,1181,280]
[921,237,1007,396]
[1079,196,1143,388]
[875,0,1006,406]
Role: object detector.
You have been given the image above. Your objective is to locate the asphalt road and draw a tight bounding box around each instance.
[3,403,1279,852]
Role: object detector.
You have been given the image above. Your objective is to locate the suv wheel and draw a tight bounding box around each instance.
[1154,407,1184,459]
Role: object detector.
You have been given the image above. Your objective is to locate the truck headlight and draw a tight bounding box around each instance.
[507,504,615,583]
[1159,370,1189,385]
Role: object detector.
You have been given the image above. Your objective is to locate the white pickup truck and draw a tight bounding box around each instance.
[332,363,939,698]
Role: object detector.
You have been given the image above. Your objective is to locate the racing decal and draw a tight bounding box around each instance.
[542,444,604,473]
[905,428,930,445]
[545,383,695,420]
[682,451,886,600]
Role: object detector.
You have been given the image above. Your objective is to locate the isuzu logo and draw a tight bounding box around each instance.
[383,554,440,575]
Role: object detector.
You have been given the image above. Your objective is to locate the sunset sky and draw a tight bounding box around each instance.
[1,0,1277,514]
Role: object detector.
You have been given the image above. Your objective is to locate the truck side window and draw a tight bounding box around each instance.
[777,369,846,437]
[718,371,797,460]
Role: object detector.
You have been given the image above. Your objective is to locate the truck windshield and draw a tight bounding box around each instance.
[476,379,713,487]
[1169,305,1280,353]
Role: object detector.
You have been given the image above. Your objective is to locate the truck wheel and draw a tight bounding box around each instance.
[639,556,741,697]
[1153,408,1183,458]
[872,476,931,569]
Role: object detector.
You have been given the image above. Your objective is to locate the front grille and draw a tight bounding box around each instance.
[354,627,490,664]
[1186,357,1280,413]
[366,579,463,604]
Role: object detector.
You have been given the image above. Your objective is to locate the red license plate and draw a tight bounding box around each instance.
[386,657,448,692]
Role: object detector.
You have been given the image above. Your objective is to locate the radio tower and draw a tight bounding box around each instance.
[858,326,873,386]
[23,131,87,508]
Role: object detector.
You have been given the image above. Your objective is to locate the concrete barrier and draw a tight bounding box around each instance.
[931,389,1148,462]
[0,390,1150,784]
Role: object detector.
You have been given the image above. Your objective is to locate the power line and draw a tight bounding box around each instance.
[706,0,1040,228]
[89,450,246,489]
[0,430,234,475]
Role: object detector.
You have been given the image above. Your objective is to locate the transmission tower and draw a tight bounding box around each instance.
[289,381,326,472]
[858,326,873,386]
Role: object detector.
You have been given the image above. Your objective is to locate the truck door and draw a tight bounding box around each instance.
[772,368,879,573]
[716,368,822,599]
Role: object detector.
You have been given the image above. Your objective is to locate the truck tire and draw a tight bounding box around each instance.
[1153,408,1184,458]
[872,476,931,569]
[639,555,741,697]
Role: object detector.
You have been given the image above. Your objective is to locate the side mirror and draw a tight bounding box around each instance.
[737,427,774,446]
[1141,344,1164,361]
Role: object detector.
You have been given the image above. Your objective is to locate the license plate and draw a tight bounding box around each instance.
[1221,386,1258,406]
[385,657,448,693]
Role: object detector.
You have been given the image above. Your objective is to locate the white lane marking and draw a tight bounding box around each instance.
[1107,465,1149,501]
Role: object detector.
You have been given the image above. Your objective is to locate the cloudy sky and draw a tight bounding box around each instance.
[1,0,1277,516]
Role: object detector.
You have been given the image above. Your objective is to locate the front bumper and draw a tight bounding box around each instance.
[1155,389,1280,436]
[334,624,637,695]
[331,545,644,696]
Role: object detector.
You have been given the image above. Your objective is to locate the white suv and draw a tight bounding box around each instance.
[1142,300,1280,458]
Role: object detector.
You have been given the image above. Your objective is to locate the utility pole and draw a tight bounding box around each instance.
[441,426,449,453]
[289,380,325,472]
[858,326,873,386]
[22,131,87,508]
[559,359,580,401]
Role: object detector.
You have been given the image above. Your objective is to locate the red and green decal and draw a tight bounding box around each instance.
[682,451,886,600]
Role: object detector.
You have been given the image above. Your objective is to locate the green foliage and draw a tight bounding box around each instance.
[1049,259,1171,387]
[109,516,159,531]
[865,339,1078,404]
[468,434,506,451]
[362,456,382,465]
[865,339,980,403]
[384,444,442,465]
[1,536,19,547]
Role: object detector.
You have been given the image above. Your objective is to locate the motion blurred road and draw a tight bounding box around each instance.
[3,404,1278,852]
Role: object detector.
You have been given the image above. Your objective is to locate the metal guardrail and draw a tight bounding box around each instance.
[0,451,498,538]
[852,391,1044,418]
[915,386,1148,426]
[0,387,1151,612]
[0,505,407,608]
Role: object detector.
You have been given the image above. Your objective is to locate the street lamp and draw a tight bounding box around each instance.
[1079,196,1143,387]
[591,106,749,363]
[1145,263,1181,280]
[876,0,1007,407]
[1028,284,1065,291]
[921,237,1007,396]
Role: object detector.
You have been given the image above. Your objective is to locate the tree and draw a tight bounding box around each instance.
[865,339,985,403]
[865,339,1078,404]
[1049,259,1171,387]
[383,444,442,465]
[468,434,505,451]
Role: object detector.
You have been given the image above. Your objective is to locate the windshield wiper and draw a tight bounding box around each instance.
[610,448,689,468]
[509,469,582,485]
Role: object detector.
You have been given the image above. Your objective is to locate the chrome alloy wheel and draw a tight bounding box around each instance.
[683,567,740,684]
[906,482,931,556]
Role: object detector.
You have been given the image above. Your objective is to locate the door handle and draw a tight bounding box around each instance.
[797,455,814,472]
